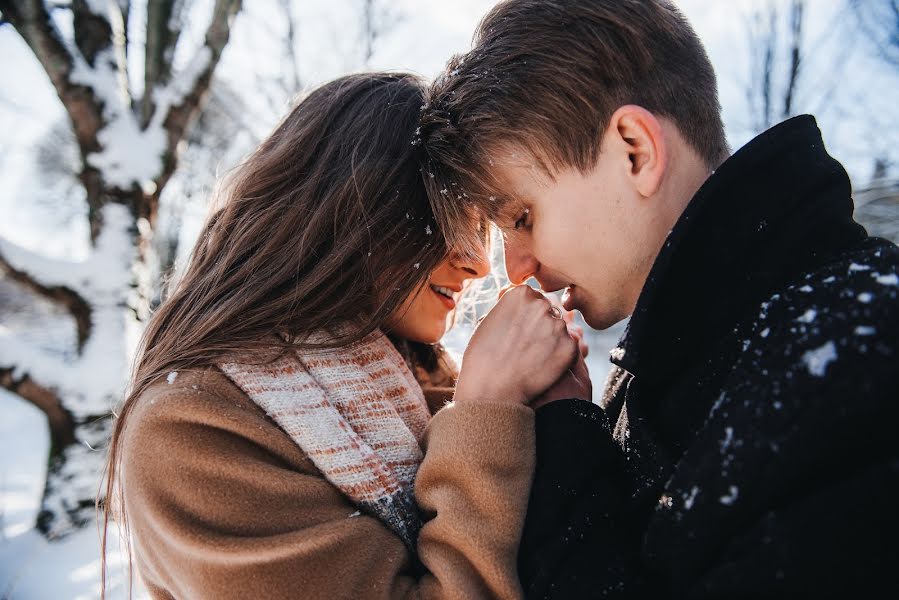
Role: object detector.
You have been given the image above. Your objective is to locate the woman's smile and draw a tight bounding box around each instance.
[388,249,489,344]
[430,284,459,310]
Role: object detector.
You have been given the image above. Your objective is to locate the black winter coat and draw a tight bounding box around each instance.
[518,116,899,599]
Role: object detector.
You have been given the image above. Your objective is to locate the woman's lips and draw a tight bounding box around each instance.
[431,286,456,310]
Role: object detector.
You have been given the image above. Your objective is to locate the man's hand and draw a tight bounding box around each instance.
[454,285,579,406]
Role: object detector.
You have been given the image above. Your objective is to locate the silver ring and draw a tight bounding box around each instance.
[549,306,562,319]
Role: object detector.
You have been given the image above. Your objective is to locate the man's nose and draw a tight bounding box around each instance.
[503,239,538,285]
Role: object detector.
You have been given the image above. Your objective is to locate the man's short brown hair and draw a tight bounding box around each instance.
[419,0,728,223]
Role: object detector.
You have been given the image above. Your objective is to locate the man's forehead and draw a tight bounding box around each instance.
[488,144,554,178]
[484,145,555,207]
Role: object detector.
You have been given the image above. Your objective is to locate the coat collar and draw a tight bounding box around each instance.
[611,115,866,389]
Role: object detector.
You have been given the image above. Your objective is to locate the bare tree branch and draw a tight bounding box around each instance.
[851,0,899,68]
[761,6,775,129]
[119,0,129,37]
[359,0,401,67]
[70,1,129,110]
[745,0,808,132]
[0,0,116,234]
[242,3,297,112]
[781,0,804,119]
[281,0,301,94]
[10,1,135,232]
[143,0,185,126]
[0,368,76,455]
[362,0,374,65]
[156,0,242,190]
[1,0,245,542]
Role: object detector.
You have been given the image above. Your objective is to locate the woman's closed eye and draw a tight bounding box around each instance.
[514,208,530,230]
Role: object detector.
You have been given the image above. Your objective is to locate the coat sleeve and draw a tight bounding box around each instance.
[122,375,535,600]
[515,399,650,599]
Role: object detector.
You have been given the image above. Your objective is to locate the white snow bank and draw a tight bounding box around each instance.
[0,389,47,540]
[0,389,147,599]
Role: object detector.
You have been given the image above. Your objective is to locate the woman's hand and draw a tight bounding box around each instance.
[454,285,579,406]
[552,295,589,358]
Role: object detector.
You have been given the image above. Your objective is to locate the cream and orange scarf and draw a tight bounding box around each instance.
[218,329,436,548]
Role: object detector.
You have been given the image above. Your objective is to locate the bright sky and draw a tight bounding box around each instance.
[1,0,896,256]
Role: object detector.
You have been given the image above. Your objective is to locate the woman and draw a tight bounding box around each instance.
[101,72,579,599]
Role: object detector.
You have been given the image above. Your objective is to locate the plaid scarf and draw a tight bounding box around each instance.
[218,329,432,549]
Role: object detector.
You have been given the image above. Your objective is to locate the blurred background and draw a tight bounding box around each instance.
[1,0,897,597]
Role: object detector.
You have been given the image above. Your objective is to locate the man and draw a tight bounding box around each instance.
[421,0,899,597]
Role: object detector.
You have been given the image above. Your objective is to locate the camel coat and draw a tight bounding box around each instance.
[121,367,535,599]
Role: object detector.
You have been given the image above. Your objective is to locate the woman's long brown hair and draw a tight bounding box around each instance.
[99,72,484,596]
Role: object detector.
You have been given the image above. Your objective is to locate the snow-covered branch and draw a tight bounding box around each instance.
[0,0,105,151]
[0,203,136,350]
[142,0,183,125]
[0,297,134,417]
[0,365,76,451]
[0,330,73,399]
[0,241,92,347]
[82,0,241,193]
[0,238,90,298]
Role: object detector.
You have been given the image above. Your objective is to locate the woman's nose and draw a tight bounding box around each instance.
[452,242,491,279]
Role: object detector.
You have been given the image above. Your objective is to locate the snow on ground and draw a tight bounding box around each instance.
[0,389,147,599]
[0,523,144,600]
[0,390,47,541]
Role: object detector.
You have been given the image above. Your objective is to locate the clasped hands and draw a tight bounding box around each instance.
[454,285,592,409]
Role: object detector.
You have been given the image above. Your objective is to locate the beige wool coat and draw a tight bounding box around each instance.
[120,367,536,599]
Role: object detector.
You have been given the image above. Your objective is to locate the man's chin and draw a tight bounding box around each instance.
[581,304,627,331]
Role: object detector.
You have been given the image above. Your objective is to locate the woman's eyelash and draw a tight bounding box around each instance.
[514,209,530,230]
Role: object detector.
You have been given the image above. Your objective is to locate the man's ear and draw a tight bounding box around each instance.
[606,105,667,198]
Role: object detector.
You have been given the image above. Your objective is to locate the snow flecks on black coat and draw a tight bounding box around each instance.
[517,116,899,599]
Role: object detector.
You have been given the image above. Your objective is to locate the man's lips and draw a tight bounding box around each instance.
[537,281,568,294]
[561,285,577,311]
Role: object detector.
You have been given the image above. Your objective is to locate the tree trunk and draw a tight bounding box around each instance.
[1,199,147,539]
[0,0,242,539]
